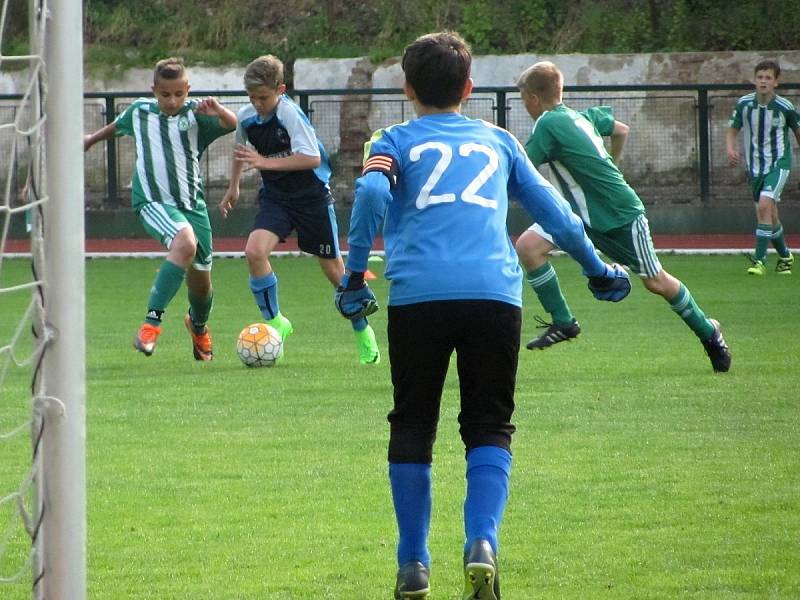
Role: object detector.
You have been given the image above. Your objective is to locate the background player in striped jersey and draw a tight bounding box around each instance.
[515,61,731,373]
[336,32,630,600]
[726,60,800,276]
[84,57,236,359]
[219,55,380,365]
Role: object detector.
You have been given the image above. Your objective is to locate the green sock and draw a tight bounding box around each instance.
[527,263,574,325]
[144,260,185,326]
[771,224,790,258]
[188,290,213,332]
[668,284,714,340]
[755,224,772,263]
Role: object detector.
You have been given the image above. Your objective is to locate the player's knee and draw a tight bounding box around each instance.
[515,235,548,269]
[461,429,513,454]
[388,426,437,464]
[170,235,197,264]
[244,243,264,267]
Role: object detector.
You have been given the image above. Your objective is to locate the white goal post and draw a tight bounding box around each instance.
[37,0,87,598]
[0,0,86,597]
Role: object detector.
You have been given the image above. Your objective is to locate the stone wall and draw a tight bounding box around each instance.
[2,50,799,233]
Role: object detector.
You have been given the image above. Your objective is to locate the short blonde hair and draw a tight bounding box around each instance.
[153,57,187,85]
[517,61,563,104]
[244,55,284,91]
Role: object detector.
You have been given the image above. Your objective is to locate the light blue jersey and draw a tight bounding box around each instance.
[346,112,605,306]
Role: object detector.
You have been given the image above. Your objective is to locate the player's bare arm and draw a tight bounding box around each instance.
[725,127,741,166]
[233,143,321,171]
[609,120,629,165]
[83,122,116,152]
[195,97,237,129]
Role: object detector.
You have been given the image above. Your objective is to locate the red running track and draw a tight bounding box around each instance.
[3,234,799,253]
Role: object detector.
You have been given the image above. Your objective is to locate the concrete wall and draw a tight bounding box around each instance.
[3,50,800,235]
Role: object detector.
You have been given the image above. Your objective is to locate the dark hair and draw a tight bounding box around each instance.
[153,57,186,85]
[755,59,780,78]
[401,31,471,109]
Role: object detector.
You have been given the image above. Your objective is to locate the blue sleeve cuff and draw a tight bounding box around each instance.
[346,244,371,273]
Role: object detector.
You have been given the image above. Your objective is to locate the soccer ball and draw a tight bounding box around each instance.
[236,323,283,367]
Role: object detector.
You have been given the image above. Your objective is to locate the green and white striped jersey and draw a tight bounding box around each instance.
[524,104,644,233]
[114,98,233,210]
[729,93,800,178]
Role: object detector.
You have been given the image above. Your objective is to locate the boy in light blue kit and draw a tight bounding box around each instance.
[221,55,380,364]
[335,32,630,600]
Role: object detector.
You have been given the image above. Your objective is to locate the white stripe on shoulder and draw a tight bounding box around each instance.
[774,95,797,111]
[739,93,755,104]
[130,98,156,110]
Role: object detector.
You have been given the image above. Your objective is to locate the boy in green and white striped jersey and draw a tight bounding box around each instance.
[84,57,237,359]
[726,60,800,276]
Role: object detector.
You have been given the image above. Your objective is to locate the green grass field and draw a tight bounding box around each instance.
[1,255,798,599]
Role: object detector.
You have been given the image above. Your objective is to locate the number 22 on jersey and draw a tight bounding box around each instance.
[410,141,499,210]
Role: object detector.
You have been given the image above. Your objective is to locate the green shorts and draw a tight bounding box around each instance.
[529,213,661,278]
[585,214,661,278]
[750,167,790,202]
[137,202,213,271]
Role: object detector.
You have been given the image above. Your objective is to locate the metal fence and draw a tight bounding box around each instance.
[2,84,799,210]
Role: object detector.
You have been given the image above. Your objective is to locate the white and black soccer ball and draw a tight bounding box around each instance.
[236,323,283,367]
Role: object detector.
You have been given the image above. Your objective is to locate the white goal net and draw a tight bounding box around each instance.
[1,0,86,598]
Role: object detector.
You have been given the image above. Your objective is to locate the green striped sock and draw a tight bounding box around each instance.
[668,284,714,340]
[527,263,574,325]
[188,290,213,332]
[755,224,772,263]
[771,224,790,258]
[145,259,186,325]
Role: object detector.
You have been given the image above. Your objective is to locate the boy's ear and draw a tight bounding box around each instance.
[461,77,474,102]
[278,83,287,95]
[403,80,416,102]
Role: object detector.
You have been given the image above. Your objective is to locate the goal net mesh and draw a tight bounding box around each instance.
[1,0,51,594]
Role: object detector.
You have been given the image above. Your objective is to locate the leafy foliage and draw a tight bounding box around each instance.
[4,1,798,80]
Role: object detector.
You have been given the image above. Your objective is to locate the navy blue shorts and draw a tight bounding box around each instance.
[386,299,521,464]
[252,188,341,259]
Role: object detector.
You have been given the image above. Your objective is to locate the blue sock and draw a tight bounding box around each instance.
[389,463,432,567]
[351,316,367,332]
[463,446,512,555]
[249,273,279,320]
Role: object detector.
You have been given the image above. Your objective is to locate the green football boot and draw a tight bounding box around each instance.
[746,258,766,276]
[775,254,794,275]
[266,313,293,343]
[355,324,380,365]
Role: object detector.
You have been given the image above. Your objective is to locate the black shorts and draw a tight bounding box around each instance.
[253,188,340,259]
[386,300,521,464]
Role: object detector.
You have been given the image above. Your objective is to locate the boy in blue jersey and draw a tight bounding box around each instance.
[335,32,630,600]
[220,55,380,364]
[726,59,800,276]
[84,57,237,360]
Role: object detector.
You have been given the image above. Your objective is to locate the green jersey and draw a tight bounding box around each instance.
[728,93,800,179]
[114,98,233,211]
[525,104,644,233]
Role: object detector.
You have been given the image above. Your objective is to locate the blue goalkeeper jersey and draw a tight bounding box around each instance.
[346,112,605,306]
